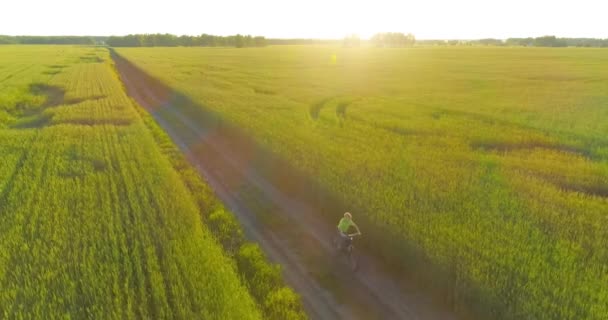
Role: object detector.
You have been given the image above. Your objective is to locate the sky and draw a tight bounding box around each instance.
[2,0,607,39]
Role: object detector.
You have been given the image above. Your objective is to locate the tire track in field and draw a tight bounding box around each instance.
[113,52,459,320]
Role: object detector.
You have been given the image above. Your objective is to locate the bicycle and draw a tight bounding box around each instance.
[332,231,361,271]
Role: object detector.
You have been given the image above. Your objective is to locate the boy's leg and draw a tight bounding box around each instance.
[339,232,350,249]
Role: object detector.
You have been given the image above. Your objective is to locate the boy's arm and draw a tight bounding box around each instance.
[352,222,362,235]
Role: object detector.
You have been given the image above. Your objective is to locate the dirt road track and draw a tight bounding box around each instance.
[112,52,459,320]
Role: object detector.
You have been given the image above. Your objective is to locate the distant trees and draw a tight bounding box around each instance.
[0,36,97,45]
[477,38,505,46]
[106,33,267,48]
[234,34,245,48]
[0,36,17,44]
[5,33,606,48]
[417,36,608,48]
[562,38,608,47]
[506,36,606,47]
[342,34,361,47]
[0,36,15,44]
[106,34,178,47]
[532,36,567,47]
[504,38,535,47]
[266,38,340,45]
[371,32,416,47]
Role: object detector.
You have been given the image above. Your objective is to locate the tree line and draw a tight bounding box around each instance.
[0,35,102,45]
[370,32,416,47]
[106,33,266,47]
[418,36,608,47]
[266,38,340,45]
[505,36,608,47]
[3,34,606,48]
[341,33,416,47]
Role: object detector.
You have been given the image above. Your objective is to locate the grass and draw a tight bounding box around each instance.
[116,45,608,319]
[0,45,305,319]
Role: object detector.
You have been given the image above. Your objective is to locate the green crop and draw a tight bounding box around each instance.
[0,45,266,319]
[117,46,608,319]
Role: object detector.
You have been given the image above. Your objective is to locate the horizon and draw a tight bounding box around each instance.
[3,34,607,41]
[2,0,607,40]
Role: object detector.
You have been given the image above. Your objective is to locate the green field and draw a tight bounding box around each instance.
[0,46,304,319]
[117,46,608,319]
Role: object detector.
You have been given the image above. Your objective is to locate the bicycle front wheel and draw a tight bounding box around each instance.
[332,236,341,256]
[348,248,358,271]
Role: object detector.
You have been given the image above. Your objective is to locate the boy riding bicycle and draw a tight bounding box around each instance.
[337,212,361,249]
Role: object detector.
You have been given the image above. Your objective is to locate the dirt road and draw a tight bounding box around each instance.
[112,52,459,320]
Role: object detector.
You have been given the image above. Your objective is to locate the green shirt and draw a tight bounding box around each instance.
[337,217,355,233]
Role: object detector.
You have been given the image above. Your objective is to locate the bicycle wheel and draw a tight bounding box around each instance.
[332,236,341,255]
[348,246,358,271]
